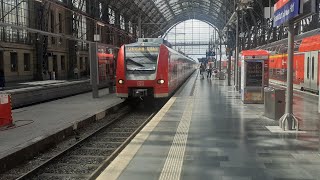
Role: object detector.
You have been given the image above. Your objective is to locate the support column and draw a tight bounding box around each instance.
[286,21,294,129]
[89,42,99,98]
[235,10,239,90]
[279,20,299,131]
[219,33,222,80]
[238,10,244,93]
[228,48,232,86]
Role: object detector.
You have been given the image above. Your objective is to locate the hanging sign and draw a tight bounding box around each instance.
[273,0,300,27]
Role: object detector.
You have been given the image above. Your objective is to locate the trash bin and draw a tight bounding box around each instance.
[219,72,226,80]
[264,87,285,120]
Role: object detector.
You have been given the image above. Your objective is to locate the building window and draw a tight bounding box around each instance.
[51,10,56,44]
[10,52,18,72]
[58,12,63,45]
[74,14,87,48]
[24,53,30,71]
[72,0,86,12]
[85,57,89,71]
[58,13,63,33]
[99,3,103,19]
[120,15,125,30]
[129,21,133,34]
[61,55,66,71]
[2,0,28,43]
[108,7,115,24]
[80,57,83,70]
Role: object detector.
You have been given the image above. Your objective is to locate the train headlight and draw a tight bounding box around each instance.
[157,79,165,84]
[118,79,124,84]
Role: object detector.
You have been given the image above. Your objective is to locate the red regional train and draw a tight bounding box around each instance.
[260,29,320,93]
[116,38,196,99]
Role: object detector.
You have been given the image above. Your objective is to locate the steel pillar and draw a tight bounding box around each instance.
[279,21,299,131]
[89,42,99,98]
[228,49,232,86]
[219,34,222,80]
[235,10,239,89]
[238,10,243,93]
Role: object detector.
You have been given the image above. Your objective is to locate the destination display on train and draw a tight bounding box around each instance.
[126,46,159,52]
[246,61,263,87]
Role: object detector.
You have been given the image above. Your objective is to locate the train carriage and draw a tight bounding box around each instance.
[260,29,320,94]
[116,38,196,99]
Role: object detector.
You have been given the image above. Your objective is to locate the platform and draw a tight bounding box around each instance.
[0,89,124,172]
[0,79,112,108]
[98,72,320,180]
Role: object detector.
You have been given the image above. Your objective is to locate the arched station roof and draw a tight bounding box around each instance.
[107,0,235,37]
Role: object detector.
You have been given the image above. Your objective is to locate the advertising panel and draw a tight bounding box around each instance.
[245,61,263,87]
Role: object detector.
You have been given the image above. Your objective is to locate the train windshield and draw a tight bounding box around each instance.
[125,46,159,73]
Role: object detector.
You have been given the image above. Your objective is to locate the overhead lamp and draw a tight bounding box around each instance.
[97,21,105,27]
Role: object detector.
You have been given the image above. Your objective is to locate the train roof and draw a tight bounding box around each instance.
[124,38,196,63]
[299,34,320,52]
[256,28,320,53]
[126,38,172,48]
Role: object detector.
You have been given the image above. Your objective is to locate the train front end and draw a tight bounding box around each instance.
[116,41,169,99]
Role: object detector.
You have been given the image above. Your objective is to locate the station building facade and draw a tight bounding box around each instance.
[0,0,137,82]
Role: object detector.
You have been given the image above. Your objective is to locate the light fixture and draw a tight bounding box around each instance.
[97,21,105,27]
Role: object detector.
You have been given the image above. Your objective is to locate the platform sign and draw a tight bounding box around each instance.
[273,0,300,27]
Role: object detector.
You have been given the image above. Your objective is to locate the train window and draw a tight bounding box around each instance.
[312,57,315,80]
[125,46,159,74]
[307,57,310,79]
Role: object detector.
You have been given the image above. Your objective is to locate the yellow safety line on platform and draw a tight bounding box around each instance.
[96,97,177,180]
[158,96,194,180]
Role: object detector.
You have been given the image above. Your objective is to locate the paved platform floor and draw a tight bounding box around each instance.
[0,89,123,159]
[98,72,320,180]
[1,79,89,90]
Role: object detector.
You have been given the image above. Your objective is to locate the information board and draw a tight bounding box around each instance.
[245,61,263,87]
[273,0,300,27]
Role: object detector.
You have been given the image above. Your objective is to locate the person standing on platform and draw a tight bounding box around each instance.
[207,63,212,79]
[0,69,4,90]
[73,67,79,79]
[200,63,205,79]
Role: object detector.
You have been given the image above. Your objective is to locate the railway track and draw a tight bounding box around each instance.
[0,100,165,180]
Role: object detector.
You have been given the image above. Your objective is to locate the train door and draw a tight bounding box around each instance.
[304,52,311,89]
[304,51,319,91]
[310,51,319,91]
